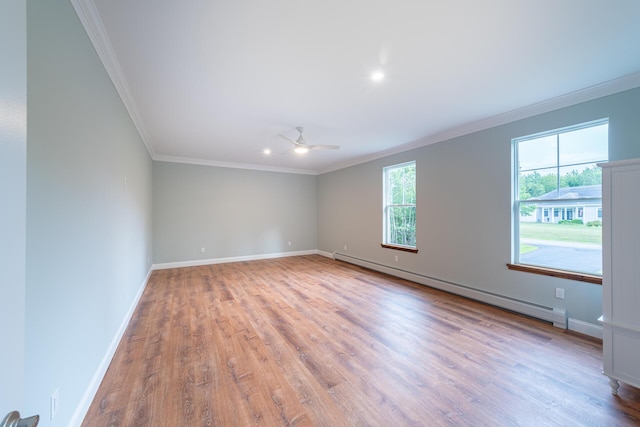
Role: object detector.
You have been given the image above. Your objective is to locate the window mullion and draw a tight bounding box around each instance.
[513,120,607,278]
[556,133,560,196]
[382,161,416,249]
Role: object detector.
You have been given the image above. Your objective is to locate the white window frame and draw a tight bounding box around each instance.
[511,118,608,280]
[382,161,417,251]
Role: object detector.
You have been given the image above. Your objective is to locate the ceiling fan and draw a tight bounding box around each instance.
[279,127,340,154]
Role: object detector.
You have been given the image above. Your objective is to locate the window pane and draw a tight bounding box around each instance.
[514,120,607,276]
[559,123,608,166]
[518,219,602,275]
[519,199,603,274]
[388,164,416,205]
[518,167,558,200]
[387,206,416,246]
[383,161,416,248]
[518,200,539,219]
[517,135,557,171]
[558,163,601,189]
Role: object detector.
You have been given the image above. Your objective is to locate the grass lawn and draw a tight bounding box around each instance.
[519,222,602,244]
[520,243,539,254]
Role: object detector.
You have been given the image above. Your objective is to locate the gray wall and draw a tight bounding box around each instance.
[153,162,317,263]
[18,2,640,424]
[319,87,640,326]
[25,1,153,426]
[0,0,26,417]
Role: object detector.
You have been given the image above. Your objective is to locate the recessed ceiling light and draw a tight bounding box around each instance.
[263,148,271,155]
[294,146,309,154]
[371,71,385,82]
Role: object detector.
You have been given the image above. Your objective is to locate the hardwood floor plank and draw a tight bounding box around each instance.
[83,255,640,426]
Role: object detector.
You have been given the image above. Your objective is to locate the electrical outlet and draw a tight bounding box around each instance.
[555,288,565,299]
[201,247,205,253]
[51,388,59,420]
[394,255,398,262]
[344,245,347,251]
[288,241,292,246]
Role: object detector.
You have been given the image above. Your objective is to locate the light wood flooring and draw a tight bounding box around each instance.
[83,255,640,426]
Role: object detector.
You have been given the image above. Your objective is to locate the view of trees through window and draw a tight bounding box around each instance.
[383,161,416,248]
[518,165,602,216]
[515,120,608,275]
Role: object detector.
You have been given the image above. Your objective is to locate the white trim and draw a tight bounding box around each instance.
[383,161,416,248]
[317,250,335,259]
[153,154,317,176]
[568,318,603,339]
[513,117,609,146]
[601,320,640,336]
[66,3,640,176]
[68,268,152,427]
[333,252,555,323]
[152,250,319,270]
[318,72,640,175]
[553,308,567,329]
[65,251,604,427]
[598,158,640,169]
[70,0,154,157]
[334,252,606,338]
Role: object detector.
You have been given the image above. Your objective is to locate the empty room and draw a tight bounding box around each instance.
[3,1,640,426]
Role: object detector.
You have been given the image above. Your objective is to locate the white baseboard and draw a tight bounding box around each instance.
[317,250,334,259]
[67,251,603,427]
[568,318,603,339]
[334,252,555,323]
[152,249,319,270]
[68,268,152,427]
[70,250,325,425]
[333,252,604,339]
[553,308,567,329]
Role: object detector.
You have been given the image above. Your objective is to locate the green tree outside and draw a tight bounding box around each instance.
[518,164,601,216]
[387,163,416,246]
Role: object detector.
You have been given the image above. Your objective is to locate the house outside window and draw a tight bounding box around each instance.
[382,161,416,250]
[513,119,608,276]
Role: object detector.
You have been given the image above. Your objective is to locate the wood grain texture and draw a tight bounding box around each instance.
[83,255,640,426]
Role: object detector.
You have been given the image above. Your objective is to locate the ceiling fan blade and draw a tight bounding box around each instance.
[309,144,340,150]
[279,133,302,147]
[280,127,338,152]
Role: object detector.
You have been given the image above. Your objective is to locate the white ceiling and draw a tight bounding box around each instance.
[74,0,640,174]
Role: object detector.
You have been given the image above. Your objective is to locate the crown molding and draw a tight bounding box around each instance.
[318,72,640,175]
[153,154,318,175]
[71,0,155,157]
[70,0,640,177]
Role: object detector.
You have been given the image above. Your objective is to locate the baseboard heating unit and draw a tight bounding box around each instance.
[333,252,568,330]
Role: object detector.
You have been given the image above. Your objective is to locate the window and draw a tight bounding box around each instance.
[512,119,608,279]
[382,161,417,251]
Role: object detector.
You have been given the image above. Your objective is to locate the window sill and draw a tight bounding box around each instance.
[381,244,418,253]
[506,263,602,285]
